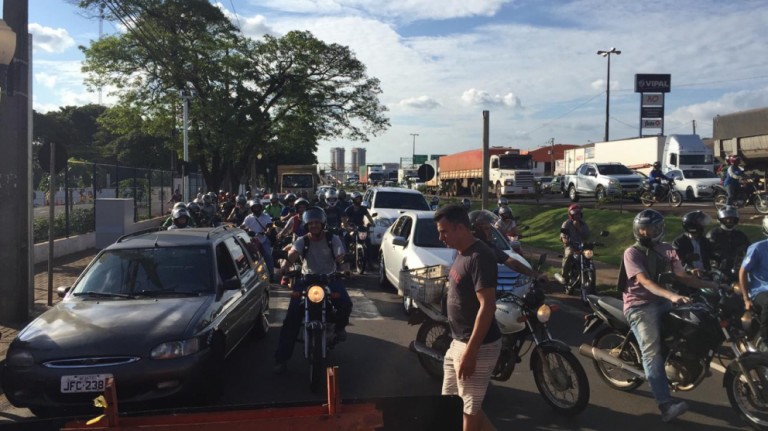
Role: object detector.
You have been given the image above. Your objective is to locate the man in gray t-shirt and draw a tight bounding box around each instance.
[273,207,353,374]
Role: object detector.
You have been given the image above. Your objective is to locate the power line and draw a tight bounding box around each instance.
[228,0,242,29]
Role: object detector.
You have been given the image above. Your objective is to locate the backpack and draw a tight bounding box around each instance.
[617,244,669,292]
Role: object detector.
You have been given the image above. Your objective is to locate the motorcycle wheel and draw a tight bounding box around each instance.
[531,348,590,416]
[725,354,768,430]
[639,191,655,207]
[355,244,366,274]
[755,194,768,214]
[591,327,643,391]
[309,329,325,393]
[415,321,451,380]
[669,191,683,207]
[714,193,728,211]
[580,272,596,305]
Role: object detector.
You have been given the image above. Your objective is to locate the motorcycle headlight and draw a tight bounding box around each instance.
[583,249,594,259]
[307,285,325,303]
[151,337,201,360]
[536,304,552,323]
[6,350,34,368]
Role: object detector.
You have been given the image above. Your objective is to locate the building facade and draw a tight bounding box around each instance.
[351,147,366,174]
[330,147,345,172]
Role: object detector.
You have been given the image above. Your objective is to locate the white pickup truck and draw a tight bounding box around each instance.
[564,162,644,202]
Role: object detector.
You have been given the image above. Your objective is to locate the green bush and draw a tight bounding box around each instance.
[34,208,95,243]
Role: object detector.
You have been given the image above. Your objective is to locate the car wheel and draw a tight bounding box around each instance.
[569,185,580,202]
[378,254,392,289]
[686,187,695,201]
[595,186,606,201]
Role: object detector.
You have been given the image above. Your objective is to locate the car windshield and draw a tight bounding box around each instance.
[488,227,511,251]
[597,164,633,175]
[683,169,718,179]
[373,192,430,210]
[413,219,446,248]
[282,174,314,188]
[72,247,213,297]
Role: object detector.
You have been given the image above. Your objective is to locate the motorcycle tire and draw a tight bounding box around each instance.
[531,348,590,416]
[355,244,366,274]
[714,193,728,211]
[591,327,643,391]
[639,191,655,207]
[755,194,768,215]
[724,353,768,430]
[309,329,325,393]
[580,272,596,305]
[669,191,683,207]
[415,321,451,380]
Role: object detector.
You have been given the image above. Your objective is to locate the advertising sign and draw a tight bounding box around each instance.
[642,93,664,105]
[642,119,663,129]
[635,74,671,93]
[641,107,664,118]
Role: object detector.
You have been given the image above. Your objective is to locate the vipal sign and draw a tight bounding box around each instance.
[634,74,671,93]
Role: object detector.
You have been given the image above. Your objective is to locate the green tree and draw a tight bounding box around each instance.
[74,0,389,191]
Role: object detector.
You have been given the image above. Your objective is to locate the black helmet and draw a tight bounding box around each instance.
[171,207,190,227]
[461,198,471,209]
[295,198,310,209]
[187,201,200,214]
[236,194,247,205]
[468,210,498,229]
[285,193,297,203]
[498,206,513,218]
[717,205,739,230]
[633,209,665,247]
[652,161,661,169]
[338,189,347,201]
[497,197,508,206]
[248,200,263,211]
[681,210,710,235]
[302,206,327,227]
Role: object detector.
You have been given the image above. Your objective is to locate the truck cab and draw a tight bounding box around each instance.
[663,134,714,172]
[489,152,535,197]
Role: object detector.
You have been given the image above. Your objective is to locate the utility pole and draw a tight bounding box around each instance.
[692,119,696,135]
[549,138,555,175]
[410,133,419,166]
[179,88,196,201]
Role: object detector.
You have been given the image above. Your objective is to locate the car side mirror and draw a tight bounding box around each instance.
[56,286,71,298]
[371,212,378,218]
[392,236,407,247]
[673,176,682,181]
[223,276,242,291]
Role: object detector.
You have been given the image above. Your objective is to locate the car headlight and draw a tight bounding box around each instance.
[608,179,618,186]
[583,249,594,259]
[6,350,34,368]
[374,217,394,228]
[307,285,325,303]
[697,185,708,189]
[536,304,552,323]
[505,180,514,186]
[151,338,201,360]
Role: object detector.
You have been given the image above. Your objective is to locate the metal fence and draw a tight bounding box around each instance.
[34,160,207,241]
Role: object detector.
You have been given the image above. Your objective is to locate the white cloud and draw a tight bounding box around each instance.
[35,72,58,88]
[398,96,439,109]
[461,88,521,108]
[29,23,75,53]
[256,0,511,20]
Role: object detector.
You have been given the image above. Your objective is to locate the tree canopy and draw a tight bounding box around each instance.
[67,0,389,191]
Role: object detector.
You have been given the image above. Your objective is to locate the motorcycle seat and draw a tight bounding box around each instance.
[597,296,630,329]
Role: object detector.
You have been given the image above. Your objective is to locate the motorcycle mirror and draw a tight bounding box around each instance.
[600,230,610,237]
[536,253,547,269]
[520,225,530,231]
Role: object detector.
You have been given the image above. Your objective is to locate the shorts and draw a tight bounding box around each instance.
[442,338,501,415]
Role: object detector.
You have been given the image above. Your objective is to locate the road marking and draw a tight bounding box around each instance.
[269,286,382,324]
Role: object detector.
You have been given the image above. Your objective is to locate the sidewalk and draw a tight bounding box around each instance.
[0,248,101,365]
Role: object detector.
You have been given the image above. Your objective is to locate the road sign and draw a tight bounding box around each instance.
[417,164,435,182]
[413,154,428,165]
[642,119,663,129]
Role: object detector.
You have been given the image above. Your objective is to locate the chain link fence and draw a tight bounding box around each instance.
[34,160,207,243]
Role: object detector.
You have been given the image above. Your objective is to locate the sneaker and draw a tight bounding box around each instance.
[273,361,287,375]
[660,401,688,422]
[335,328,348,342]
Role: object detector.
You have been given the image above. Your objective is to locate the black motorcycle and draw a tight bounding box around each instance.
[712,179,768,214]
[555,230,609,304]
[640,179,683,207]
[410,255,590,416]
[343,224,368,274]
[580,271,768,430]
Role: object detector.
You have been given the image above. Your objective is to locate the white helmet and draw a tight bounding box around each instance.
[325,189,338,207]
[494,298,526,334]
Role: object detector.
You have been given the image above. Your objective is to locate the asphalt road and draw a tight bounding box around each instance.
[0,268,754,430]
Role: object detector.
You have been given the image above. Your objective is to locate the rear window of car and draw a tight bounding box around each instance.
[373,191,430,210]
[72,247,213,296]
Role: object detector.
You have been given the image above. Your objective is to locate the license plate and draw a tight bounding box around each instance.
[61,374,113,393]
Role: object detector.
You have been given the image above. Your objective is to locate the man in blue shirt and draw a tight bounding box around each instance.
[648,161,672,201]
[739,216,768,351]
[724,155,745,206]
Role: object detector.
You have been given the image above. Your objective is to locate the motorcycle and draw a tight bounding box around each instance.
[409,255,590,415]
[291,271,346,393]
[580,271,768,430]
[345,224,368,274]
[640,179,683,207]
[554,230,609,304]
[712,179,768,214]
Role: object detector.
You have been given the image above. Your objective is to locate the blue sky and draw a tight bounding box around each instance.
[15,0,768,166]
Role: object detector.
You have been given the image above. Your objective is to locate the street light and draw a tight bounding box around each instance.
[597,47,621,142]
[410,133,419,165]
[0,19,17,100]
[179,87,197,201]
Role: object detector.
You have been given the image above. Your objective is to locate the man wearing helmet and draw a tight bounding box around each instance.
[739,216,768,352]
[460,198,472,211]
[199,193,217,227]
[724,155,745,205]
[648,161,672,201]
[434,204,500,431]
[280,193,298,222]
[336,189,350,210]
[167,207,191,230]
[274,207,352,374]
[344,192,374,228]
[226,195,249,226]
[265,195,284,220]
[560,204,590,285]
[494,206,518,241]
[707,205,751,274]
[278,198,311,240]
[492,197,509,216]
[623,209,719,422]
[241,200,275,281]
[163,202,196,229]
[324,189,344,229]
[186,201,202,227]
[672,210,712,275]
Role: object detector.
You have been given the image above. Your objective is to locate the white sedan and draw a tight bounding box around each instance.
[667,168,721,200]
[378,210,532,313]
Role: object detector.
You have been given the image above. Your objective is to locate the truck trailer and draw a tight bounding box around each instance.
[276,165,319,198]
[712,107,768,171]
[435,148,534,198]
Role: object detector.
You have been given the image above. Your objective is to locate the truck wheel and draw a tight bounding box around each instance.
[568,186,580,202]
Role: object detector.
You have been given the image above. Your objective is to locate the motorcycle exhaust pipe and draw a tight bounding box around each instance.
[410,341,445,362]
[578,343,646,379]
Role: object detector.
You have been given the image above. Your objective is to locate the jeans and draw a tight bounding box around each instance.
[275,278,353,363]
[259,238,275,281]
[725,182,739,205]
[625,301,672,406]
[561,246,575,280]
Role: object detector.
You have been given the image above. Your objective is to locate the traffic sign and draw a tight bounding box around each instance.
[417,164,435,181]
[413,154,428,165]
